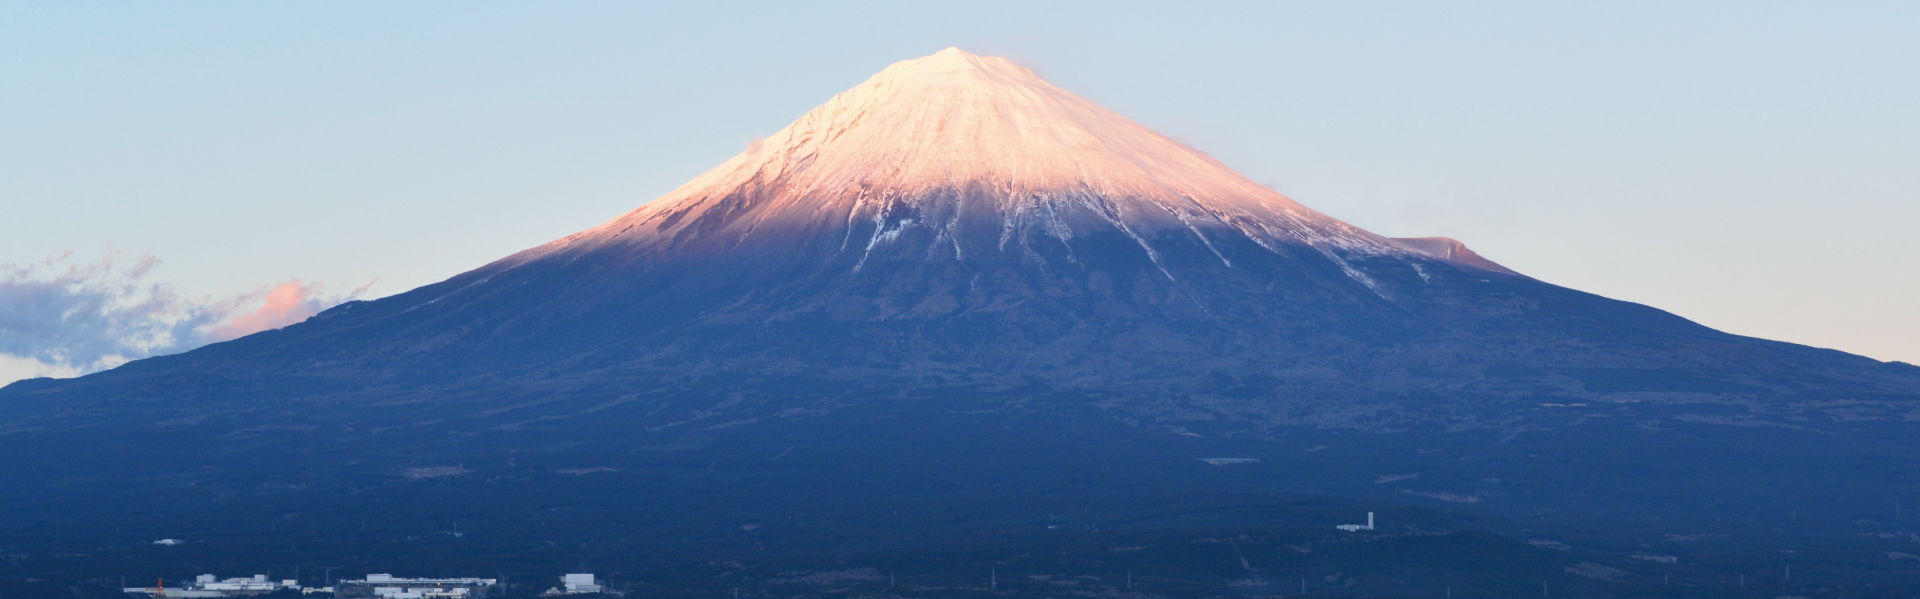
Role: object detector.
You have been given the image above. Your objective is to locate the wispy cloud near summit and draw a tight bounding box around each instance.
[206,277,378,342]
[0,252,373,384]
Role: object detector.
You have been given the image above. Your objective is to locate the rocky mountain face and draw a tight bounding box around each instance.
[4,48,1920,597]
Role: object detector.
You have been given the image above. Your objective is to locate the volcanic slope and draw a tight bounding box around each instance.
[5,49,1920,577]
[14,47,1913,427]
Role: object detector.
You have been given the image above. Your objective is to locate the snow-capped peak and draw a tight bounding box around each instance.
[546,48,1506,280]
[651,46,1325,219]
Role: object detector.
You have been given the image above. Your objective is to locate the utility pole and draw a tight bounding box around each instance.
[991,567,997,591]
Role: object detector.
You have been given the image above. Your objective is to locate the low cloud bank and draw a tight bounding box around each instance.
[0,252,373,384]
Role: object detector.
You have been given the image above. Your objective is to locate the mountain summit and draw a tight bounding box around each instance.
[4,50,1920,594]
[503,47,1487,316]
[671,47,1300,204]
[604,47,1389,260]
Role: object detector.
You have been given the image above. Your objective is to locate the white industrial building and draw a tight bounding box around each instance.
[337,574,498,599]
[541,573,603,595]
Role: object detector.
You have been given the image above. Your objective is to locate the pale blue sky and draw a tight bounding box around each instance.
[2,1,1916,382]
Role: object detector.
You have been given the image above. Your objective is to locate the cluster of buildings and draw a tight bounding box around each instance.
[123,575,321,597]
[124,573,607,598]
[337,575,497,599]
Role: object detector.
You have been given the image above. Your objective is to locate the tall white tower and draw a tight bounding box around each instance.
[1337,511,1377,531]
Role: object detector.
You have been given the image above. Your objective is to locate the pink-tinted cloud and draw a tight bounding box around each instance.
[0,251,376,382]
[206,276,379,341]
[207,279,323,341]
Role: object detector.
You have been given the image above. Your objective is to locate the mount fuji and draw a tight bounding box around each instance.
[5,49,1920,597]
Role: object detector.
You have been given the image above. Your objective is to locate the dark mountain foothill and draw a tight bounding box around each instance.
[5,49,1919,598]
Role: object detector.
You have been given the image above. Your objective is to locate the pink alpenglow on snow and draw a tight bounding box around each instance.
[666,47,1306,207]
[508,48,1514,289]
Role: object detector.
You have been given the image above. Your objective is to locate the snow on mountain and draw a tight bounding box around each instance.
[1389,237,1518,275]
[519,48,1503,282]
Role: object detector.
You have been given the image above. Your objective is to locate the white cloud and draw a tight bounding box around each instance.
[0,251,373,387]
